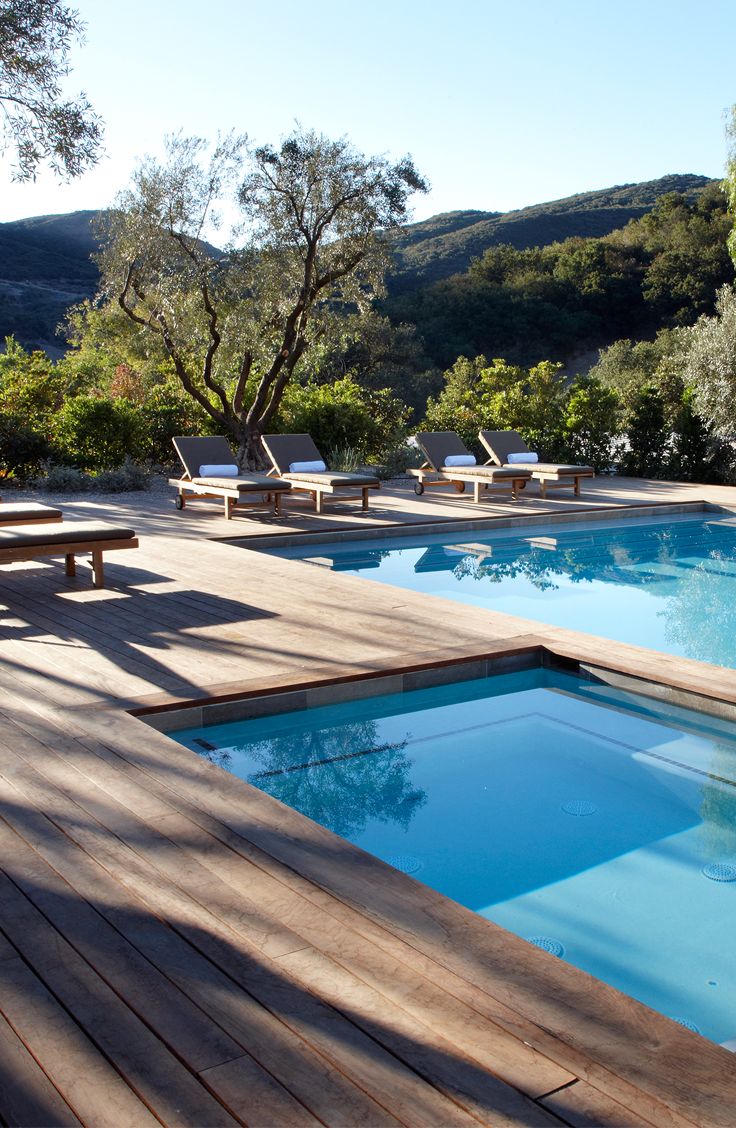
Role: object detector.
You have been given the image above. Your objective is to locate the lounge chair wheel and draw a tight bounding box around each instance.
[520,480,527,490]
[414,482,424,496]
[175,495,185,510]
[454,481,465,493]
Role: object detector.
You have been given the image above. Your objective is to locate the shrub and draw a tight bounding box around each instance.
[91,457,150,492]
[277,377,411,462]
[53,395,147,471]
[561,375,621,470]
[620,387,670,477]
[34,464,91,492]
[0,416,52,480]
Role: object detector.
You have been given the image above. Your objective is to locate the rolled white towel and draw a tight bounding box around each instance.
[507,451,538,464]
[289,460,327,472]
[444,454,476,466]
[199,463,239,477]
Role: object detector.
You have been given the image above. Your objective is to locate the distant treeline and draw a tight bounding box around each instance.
[382,185,734,376]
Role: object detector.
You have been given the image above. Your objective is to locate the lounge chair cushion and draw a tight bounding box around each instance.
[0,502,62,522]
[507,461,591,475]
[440,464,531,479]
[190,474,291,492]
[284,470,380,487]
[198,463,239,477]
[0,521,135,548]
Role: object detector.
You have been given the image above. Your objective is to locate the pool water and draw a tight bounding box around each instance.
[271,512,736,669]
[176,669,736,1045]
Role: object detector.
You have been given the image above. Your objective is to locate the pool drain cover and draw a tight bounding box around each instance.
[385,855,423,875]
[562,799,598,816]
[702,862,736,882]
[527,936,565,957]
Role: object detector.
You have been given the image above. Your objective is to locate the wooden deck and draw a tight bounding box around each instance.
[1,476,736,1127]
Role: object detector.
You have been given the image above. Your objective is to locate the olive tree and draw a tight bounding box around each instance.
[726,105,736,268]
[0,0,102,180]
[96,128,426,467]
[685,284,736,436]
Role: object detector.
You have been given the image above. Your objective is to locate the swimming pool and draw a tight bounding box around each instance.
[271,511,736,668]
[175,668,736,1045]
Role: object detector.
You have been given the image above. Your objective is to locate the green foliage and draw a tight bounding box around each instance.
[53,394,146,470]
[0,336,66,430]
[277,377,411,463]
[620,387,669,478]
[91,457,150,492]
[562,376,621,469]
[0,0,103,181]
[33,463,90,492]
[422,356,569,458]
[387,187,734,374]
[0,414,51,479]
[686,284,736,437]
[589,327,688,423]
[725,106,736,269]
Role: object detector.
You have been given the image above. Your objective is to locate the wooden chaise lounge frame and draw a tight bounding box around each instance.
[479,430,595,497]
[171,436,291,518]
[409,432,531,502]
[0,522,138,588]
[262,434,380,514]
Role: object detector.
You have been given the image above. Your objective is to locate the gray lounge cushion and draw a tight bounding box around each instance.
[0,502,62,522]
[283,470,380,487]
[415,431,473,470]
[0,521,136,548]
[440,464,530,479]
[190,474,291,492]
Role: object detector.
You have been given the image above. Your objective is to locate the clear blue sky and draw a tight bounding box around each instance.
[2,0,735,223]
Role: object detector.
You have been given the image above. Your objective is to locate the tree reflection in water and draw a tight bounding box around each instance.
[242,721,426,838]
[663,551,736,665]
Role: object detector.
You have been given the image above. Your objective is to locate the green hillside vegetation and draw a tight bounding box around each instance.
[389,173,715,290]
[385,183,734,371]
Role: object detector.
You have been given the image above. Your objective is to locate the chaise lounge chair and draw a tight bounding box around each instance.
[0,521,138,588]
[410,432,531,502]
[262,434,380,513]
[0,499,63,525]
[479,430,595,498]
[171,436,292,518]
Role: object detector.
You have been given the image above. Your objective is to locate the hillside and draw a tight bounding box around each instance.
[0,174,719,353]
[389,173,716,291]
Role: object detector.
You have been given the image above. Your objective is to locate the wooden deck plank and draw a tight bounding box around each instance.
[0,947,161,1127]
[0,869,239,1126]
[0,1007,82,1128]
[539,1080,661,1127]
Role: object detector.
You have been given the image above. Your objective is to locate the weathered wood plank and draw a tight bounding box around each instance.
[0,869,239,1126]
[0,1006,82,1128]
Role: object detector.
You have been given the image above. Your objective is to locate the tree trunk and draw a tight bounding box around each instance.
[239,423,269,471]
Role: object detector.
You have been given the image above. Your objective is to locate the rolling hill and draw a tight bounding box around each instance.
[0,174,718,353]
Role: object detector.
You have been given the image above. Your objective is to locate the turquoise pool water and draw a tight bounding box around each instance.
[176,669,736,1045]
[271,512,736,668]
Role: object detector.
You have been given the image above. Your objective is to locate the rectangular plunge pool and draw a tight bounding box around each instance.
[174,667,736,1047]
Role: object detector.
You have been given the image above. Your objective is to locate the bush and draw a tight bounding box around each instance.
[277,377,411,462]
[53,395,147,471]
[34,464,91,492]
[561,375,621,470]
[0,416,52,480]
[620,387,670,477]
[91,457,150,492]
